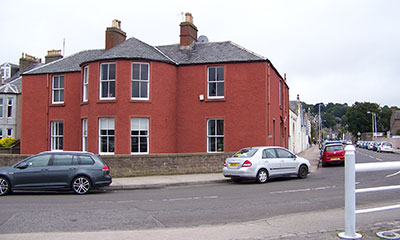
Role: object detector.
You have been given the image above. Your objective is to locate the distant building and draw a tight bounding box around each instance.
[0,53,43,140]
[289,95,311,153]
[21,14,290,155]
[0,62,19,84]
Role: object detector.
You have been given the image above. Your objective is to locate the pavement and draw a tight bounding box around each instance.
[2,145,400,240]
[107,145,322,191]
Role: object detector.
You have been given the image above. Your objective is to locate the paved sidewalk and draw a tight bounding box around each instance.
[2,205,399,240]
[107,145,321,191]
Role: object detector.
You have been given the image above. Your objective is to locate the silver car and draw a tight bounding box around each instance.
[223,146,311,183]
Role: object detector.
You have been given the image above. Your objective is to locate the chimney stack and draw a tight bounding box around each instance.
[45,49,63,64]
[180,13,198,49]
[105,19,126,51]
[19,53,41,73]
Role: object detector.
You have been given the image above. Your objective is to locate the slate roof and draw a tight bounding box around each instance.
[289,101,297,112]
[24,49,105,75]
[156,41,267,65]
[82,37,175,65]
[24,37,270,75]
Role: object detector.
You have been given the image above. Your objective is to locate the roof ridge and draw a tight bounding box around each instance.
[228,41,267,60]
[24,49,103,75]
[153,46,177,65]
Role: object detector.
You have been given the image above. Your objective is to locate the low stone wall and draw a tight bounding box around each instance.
[102,153,232,177]
[0,153,233,178]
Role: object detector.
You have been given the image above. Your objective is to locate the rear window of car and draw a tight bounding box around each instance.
[233,148,258,158]
[78,155,95,165]
[326,145,344,151]
[383,142,392,147]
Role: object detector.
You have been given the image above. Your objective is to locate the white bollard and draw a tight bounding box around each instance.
[338,145,362,239]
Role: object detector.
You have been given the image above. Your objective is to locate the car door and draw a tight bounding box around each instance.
[14,154,51,188]
[262,148,281,175]
[275,148,298,174]
[47,154,77,187]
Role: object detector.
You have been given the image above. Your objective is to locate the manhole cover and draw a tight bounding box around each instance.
[376,229,400,240]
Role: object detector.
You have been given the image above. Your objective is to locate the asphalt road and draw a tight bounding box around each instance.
[0,148,399,235]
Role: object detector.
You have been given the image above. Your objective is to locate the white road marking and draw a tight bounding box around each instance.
[269,186,336,195]
[162,196,219,202]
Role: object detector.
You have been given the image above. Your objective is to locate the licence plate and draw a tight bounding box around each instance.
[331,158,340,160]
[229,163,239,167]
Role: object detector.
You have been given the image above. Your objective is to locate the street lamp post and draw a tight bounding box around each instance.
[367,111,376,140]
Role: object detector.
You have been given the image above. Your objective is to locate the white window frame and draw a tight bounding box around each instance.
[6,97,13,118]
[83,66,89,102]
[51,121,63,151]
[207,66,224,99]
[0,97,3,118]
[99,63,116,100]
[131,118,149,154]
[6,128,13,137]
[132,62,150,100]
[207,119,224,153]
[99,118,115,155]
[52,75,64,104]
[82,119,88,152]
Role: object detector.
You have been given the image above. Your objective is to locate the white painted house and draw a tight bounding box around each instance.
[289,95,311,154]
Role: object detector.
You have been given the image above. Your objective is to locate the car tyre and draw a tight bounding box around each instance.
[0,176,11,196]
[72,176,91,195]
[298,165,308,179]
[256,169,268,184]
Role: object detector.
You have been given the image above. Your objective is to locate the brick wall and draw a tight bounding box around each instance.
[0,153,233,177]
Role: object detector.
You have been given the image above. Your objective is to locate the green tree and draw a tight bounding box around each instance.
[344,102,383,136]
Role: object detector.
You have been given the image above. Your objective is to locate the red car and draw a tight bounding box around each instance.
[321,144,345,167]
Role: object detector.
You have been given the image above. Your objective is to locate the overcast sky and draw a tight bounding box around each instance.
[1,0,399,107]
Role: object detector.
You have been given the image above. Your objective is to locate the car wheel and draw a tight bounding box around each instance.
[322,162,328,167]
[298,165,308,179]
[0,176,10,196]
[256,169,268,184]
[72,176,91,195]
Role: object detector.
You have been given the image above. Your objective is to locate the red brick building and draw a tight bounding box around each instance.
[21,14,289,155]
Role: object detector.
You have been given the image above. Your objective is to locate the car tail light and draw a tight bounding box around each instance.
[242,160,252,167]
[102,166,110,172]
[224,160,227,167]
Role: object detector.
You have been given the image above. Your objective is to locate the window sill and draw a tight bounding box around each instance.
[50,103,65,107]
[80,101,89,106]
[97,99,117,104]
[205,98,226,103]
[130,99,152,103]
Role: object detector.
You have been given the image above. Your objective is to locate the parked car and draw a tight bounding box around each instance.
[222,146,311,183]
[377,142,393,153]
[367,141,375,150]
[372,142,381,151]
[321,143,345,167]
[0,151,112,196]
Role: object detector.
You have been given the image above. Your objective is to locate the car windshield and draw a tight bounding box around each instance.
[326,145,344,151]
[383,142,392,147]
[233,148,258,158]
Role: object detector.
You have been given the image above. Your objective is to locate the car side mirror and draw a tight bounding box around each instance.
[16,162,29,169]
